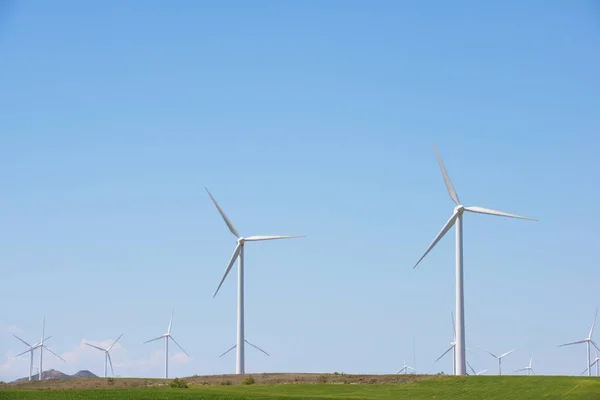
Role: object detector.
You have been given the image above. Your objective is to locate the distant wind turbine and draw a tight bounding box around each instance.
[397,357,415,374]
[85,334,123,378]
[13,328,52,381]
[467,361,487,375]
[24,317,66,380]
[515,358,535,375]
[434,311,475,374]
[479,346,515,375]
[143,310,189,379]
[558,308,599,377]
[413,142,537,376]
[581,350,599,377]
[205,187,304,374]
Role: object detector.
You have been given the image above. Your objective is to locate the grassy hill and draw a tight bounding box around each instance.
[1,374,599,399]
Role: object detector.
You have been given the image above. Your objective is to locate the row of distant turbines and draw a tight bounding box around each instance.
[7,143,598,379]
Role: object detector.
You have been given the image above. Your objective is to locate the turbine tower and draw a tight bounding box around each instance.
[205,187,304,374]
[413,142,537,375]
[13,328,51,381]
[480,346,515,375]
[559,308,599,377]
[397,357,415,374]
[515,357,535,375]
[85,334,123,378]
[143,310,189,379]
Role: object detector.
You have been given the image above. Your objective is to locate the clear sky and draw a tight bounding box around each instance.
[1,0,599,381]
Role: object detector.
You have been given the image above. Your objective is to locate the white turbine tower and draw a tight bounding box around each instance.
[397,357,415,374]
[581,350,599,377]
[219,338,270,361]
[558,308,599,377]
[13,329,52,381]
[515,358,535,375]
[467,362,487,375]
[143,311,189,379]
[19,317,66,380]
[85,334,123,378]
[205,187,304,374]
[413,142,537,375]
[480,346,515,375]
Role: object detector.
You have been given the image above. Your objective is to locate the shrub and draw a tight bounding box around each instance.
[220,380,232,385]
[242,375,256,385]
[107,378,115,386]
[169,378,189,388]
[317,374,328,383]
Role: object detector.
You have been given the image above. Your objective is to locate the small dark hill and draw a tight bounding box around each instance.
[14,369,98,382]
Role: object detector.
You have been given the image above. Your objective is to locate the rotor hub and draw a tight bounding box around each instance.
[454,205,465,214]
[237,237,245,245]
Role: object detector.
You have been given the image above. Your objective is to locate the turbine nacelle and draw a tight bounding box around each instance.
[237,237,246,245]
[454,205,465,214]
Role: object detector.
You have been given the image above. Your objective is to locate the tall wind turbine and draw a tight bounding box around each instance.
[85,334,123,378]
[13,330,51,381]
[480,346,515,375]
[515,358,535,375]
[205,187,304,374]
[413,142,537,375]
[28,317,66,380]
[144,311,189,379]
[558,308,599,377]
[397,357,415,374]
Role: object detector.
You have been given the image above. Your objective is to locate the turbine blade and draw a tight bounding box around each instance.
[530,369,535,375]
[43,345,66,362]
[478,370,487,375]
[500,349,516,358]
[558,339,587,347]
[432,141,460,205]
[213,243,241,298]
[205,187,240,238]
[244,339,270,356]
[413,211,459,269]
[515,368,527,372]
[85,343,107,352]
[107,352,114,376]
[40,317,46,343]
[14,348,33,358]
[591,341,600,352]
[218,344,236,358]
[434,346,454,363]
[451,311,456,341]
[581,367,589,376]
[13,335,32,348]
[589,308,598,339]
[169,336,189,357]
[478,346,498,359]
[143,335,164,344]
[467,362,476,375]
[168,310,174,335]
[464,206,537,221]
[397,367,406,374]
[108,334,124,351]
[244,235,305,242]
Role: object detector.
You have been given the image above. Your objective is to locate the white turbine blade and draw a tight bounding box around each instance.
[108,334,124,351]
[589,308,598,339]
[592,341,600,352]
[478,370,487,375]
[407,366,415,371]
[478,346,498,359]
[467,362,476,375]
[515,368,527,372]
[213,243,241,298]
[107,352,114,376]
[169,336,189,357]
[530,368,535,375]
[40,316,46,343]
[434,346,454,363]
[168,310,174,335]
[205,187,240,238]
[466,347,477,355]
[43,345,66,362]
[464,206,537,221]
[85,343,107,352]
[244,339,270,356]
[13,335,32,348]
[451,311,456,341]
[244,235,305,242]
[500,349,516,358]
[14,348,33,358]
[143,335,164,344]
[413,211,459,269]
[432,141,460,205]
[581,367,589,376]
[219,344,236,358]
[558,339,587,347]
[397,367,407,374]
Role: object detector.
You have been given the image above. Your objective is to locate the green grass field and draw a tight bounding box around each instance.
[1,376,600,399]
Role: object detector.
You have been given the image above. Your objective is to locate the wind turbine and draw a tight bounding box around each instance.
[479,346,515,375]
[515,357,535,375]
[558,308,599,377]
[85,334,123,378]
[413,142,537,375]
[12,330,51,381]
[397,357,415,374]
[434,311,476,374]
[467,362,487,375]
[219,338,270,361]
[143,311,189,379]
[205,187,304,374]
[19,317,66,380]
[581,350,599,377]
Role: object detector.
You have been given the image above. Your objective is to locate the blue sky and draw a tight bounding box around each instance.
[1,0,599,380]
